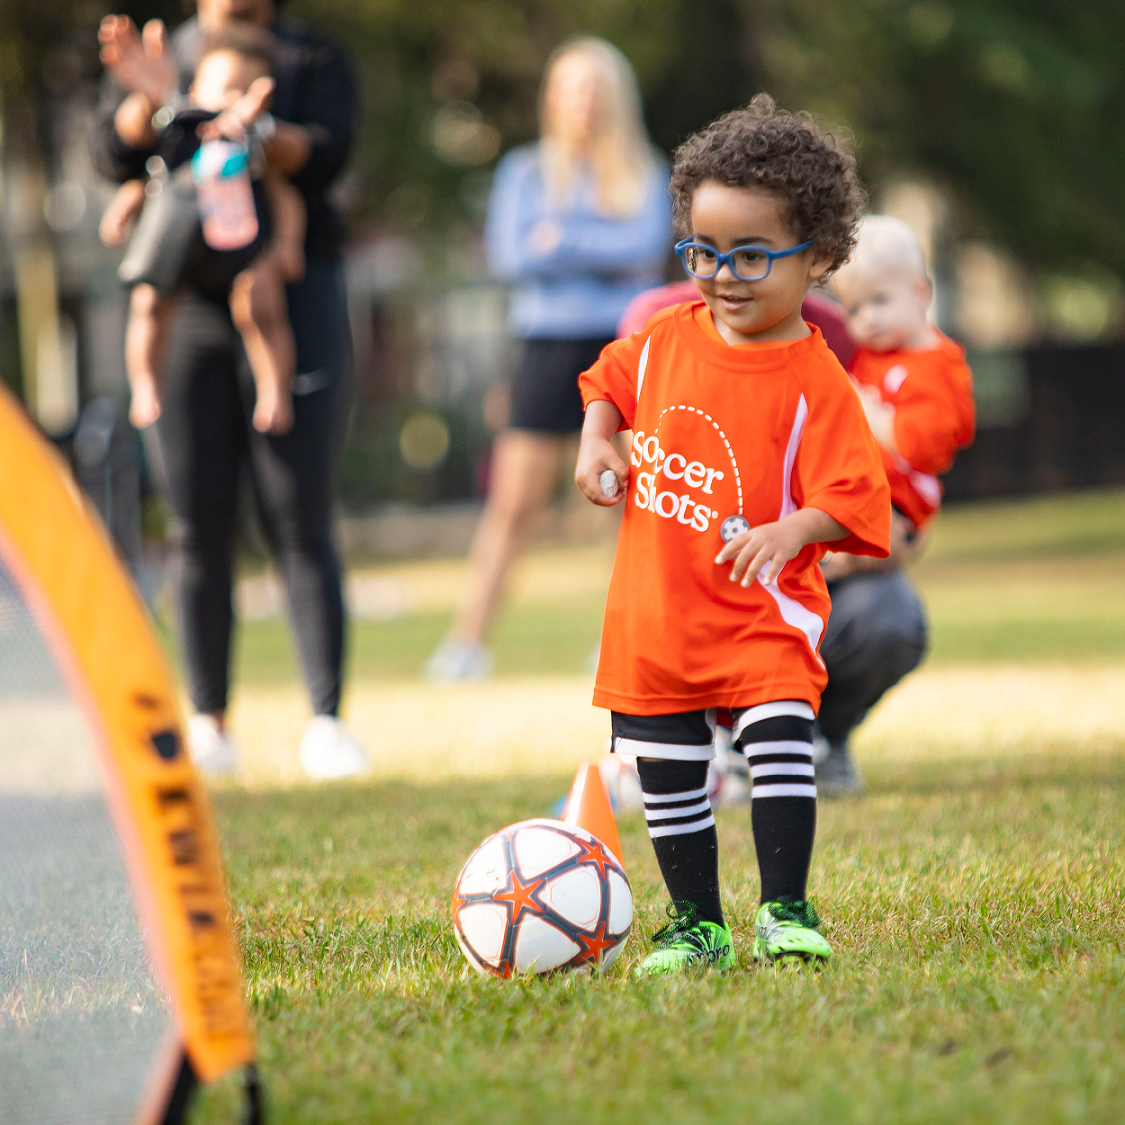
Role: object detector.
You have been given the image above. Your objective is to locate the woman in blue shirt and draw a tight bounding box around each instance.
[428,38,671,682]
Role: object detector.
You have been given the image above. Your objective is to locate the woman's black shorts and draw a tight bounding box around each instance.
[509,336,614,434]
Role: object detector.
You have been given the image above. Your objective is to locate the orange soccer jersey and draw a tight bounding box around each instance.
[579,301,891,716]
[849,333,976,531]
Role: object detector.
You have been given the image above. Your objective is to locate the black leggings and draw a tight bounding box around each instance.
[154,258,349,716]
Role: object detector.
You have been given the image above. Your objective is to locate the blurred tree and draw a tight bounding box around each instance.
[289,0,715,241]
[290,0,1122,286]
[755,0,1125,281]
[3,0,1119,286]
[0,0,181,410]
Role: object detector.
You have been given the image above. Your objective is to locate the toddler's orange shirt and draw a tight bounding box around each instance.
[579,301,890,716]
[849,333,975,531]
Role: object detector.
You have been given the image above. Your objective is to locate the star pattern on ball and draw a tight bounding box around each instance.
[571,918,620,966]
[573,836,620,883]
[491,866,547,925]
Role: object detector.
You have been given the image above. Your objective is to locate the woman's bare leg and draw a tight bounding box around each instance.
[450,430,568,643]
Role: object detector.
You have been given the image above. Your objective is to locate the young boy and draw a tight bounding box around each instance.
[575,94,890,972]
[102,28,305,436]
[815,216,975,794]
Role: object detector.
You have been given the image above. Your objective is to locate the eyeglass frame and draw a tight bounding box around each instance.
[674,237,815,282]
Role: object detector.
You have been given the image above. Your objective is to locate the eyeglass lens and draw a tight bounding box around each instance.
[684,245,770,280]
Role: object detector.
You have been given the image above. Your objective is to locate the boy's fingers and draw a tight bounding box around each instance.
[738,548,769,586]
[729,542,759,581]
[715,533,752,566]
[584,478,619,507]
[757,555,782,586]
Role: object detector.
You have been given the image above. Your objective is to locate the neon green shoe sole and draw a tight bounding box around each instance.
[752,901,832,964]
[637,903,735,976]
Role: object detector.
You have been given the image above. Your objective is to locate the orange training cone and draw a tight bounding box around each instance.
[562,761,625,867]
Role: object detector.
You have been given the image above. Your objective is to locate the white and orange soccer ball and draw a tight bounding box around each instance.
[452,819,633,976]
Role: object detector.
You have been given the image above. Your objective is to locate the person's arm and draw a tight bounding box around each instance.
[278,38,358,193]
[540,171,672,274]
[855,384,899,453]
[484,150,546,283]
[820,509,927,580]
[891,368,976,475]
[263,174,307,281]
[91,16,180,181]
[573,333,644,504]
[779,366,894,566]
[575,401,629,507]
[716,508,849,588]
[99,17,180,145]
[487,158,671,282]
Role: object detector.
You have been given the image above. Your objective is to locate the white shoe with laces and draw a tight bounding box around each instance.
[299,716,368,780]
[187,714,238,777]
[424,637,494,684]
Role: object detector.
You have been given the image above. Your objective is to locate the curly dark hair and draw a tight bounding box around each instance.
[669,94,866,274]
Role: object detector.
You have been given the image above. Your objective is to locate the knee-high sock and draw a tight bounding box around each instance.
[636,757,724,927]
[734,704,816,904]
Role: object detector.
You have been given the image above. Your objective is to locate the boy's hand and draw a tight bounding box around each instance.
[715,519,808,587]
[716,507,849,587]
[575,437,627,507]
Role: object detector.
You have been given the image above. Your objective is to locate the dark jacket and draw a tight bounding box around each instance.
[91,15,358,261]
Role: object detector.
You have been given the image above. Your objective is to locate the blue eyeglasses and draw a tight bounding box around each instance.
[675,238,814,282]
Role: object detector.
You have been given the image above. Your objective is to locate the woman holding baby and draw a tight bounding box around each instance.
[93,0,365,779]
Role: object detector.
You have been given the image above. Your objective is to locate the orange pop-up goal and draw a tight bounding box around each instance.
[562,762,625,867]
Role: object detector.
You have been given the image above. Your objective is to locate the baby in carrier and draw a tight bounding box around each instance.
[100,26,304,434]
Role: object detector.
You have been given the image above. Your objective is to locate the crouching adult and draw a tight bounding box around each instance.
[816,216,976,795]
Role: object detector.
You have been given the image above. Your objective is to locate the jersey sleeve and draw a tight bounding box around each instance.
[578,333,645,431]
[892,356,976,475]
[793,365,891,558]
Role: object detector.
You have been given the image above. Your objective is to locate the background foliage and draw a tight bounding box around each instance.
[4,0,1119,280]
[286,0,1124,280]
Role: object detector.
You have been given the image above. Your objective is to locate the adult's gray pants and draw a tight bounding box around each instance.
[817,570,928,745]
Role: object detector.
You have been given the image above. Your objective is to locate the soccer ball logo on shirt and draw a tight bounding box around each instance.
[629,405,743,535]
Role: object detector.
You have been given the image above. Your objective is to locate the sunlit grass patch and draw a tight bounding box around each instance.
[193,751,1125,1123]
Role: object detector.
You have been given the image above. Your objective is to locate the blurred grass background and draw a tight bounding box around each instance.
[228,487,1125,690]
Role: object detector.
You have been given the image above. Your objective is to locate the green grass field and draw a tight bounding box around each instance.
[193,490,1125,1123]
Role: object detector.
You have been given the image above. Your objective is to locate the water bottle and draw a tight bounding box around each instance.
[192,140,258,251]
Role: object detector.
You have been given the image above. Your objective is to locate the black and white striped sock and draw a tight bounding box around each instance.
[636,758,724,927]
[733,702,817,904]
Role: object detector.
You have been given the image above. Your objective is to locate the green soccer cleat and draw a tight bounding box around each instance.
[637,902,736,976]
[752,900,833,964]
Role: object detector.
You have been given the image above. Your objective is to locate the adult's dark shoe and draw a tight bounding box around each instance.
[815,742,866,796]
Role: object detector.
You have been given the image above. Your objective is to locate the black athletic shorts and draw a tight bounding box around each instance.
[509,336,614,433]
[611,703,815,761]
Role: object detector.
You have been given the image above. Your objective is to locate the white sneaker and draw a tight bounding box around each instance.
[299,716,368,780]
[187,714,238,777]
[424,637,494,684]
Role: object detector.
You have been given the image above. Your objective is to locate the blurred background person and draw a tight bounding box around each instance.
[817,215,976,795]
[425,37,672,684]
[92,0,364,779]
